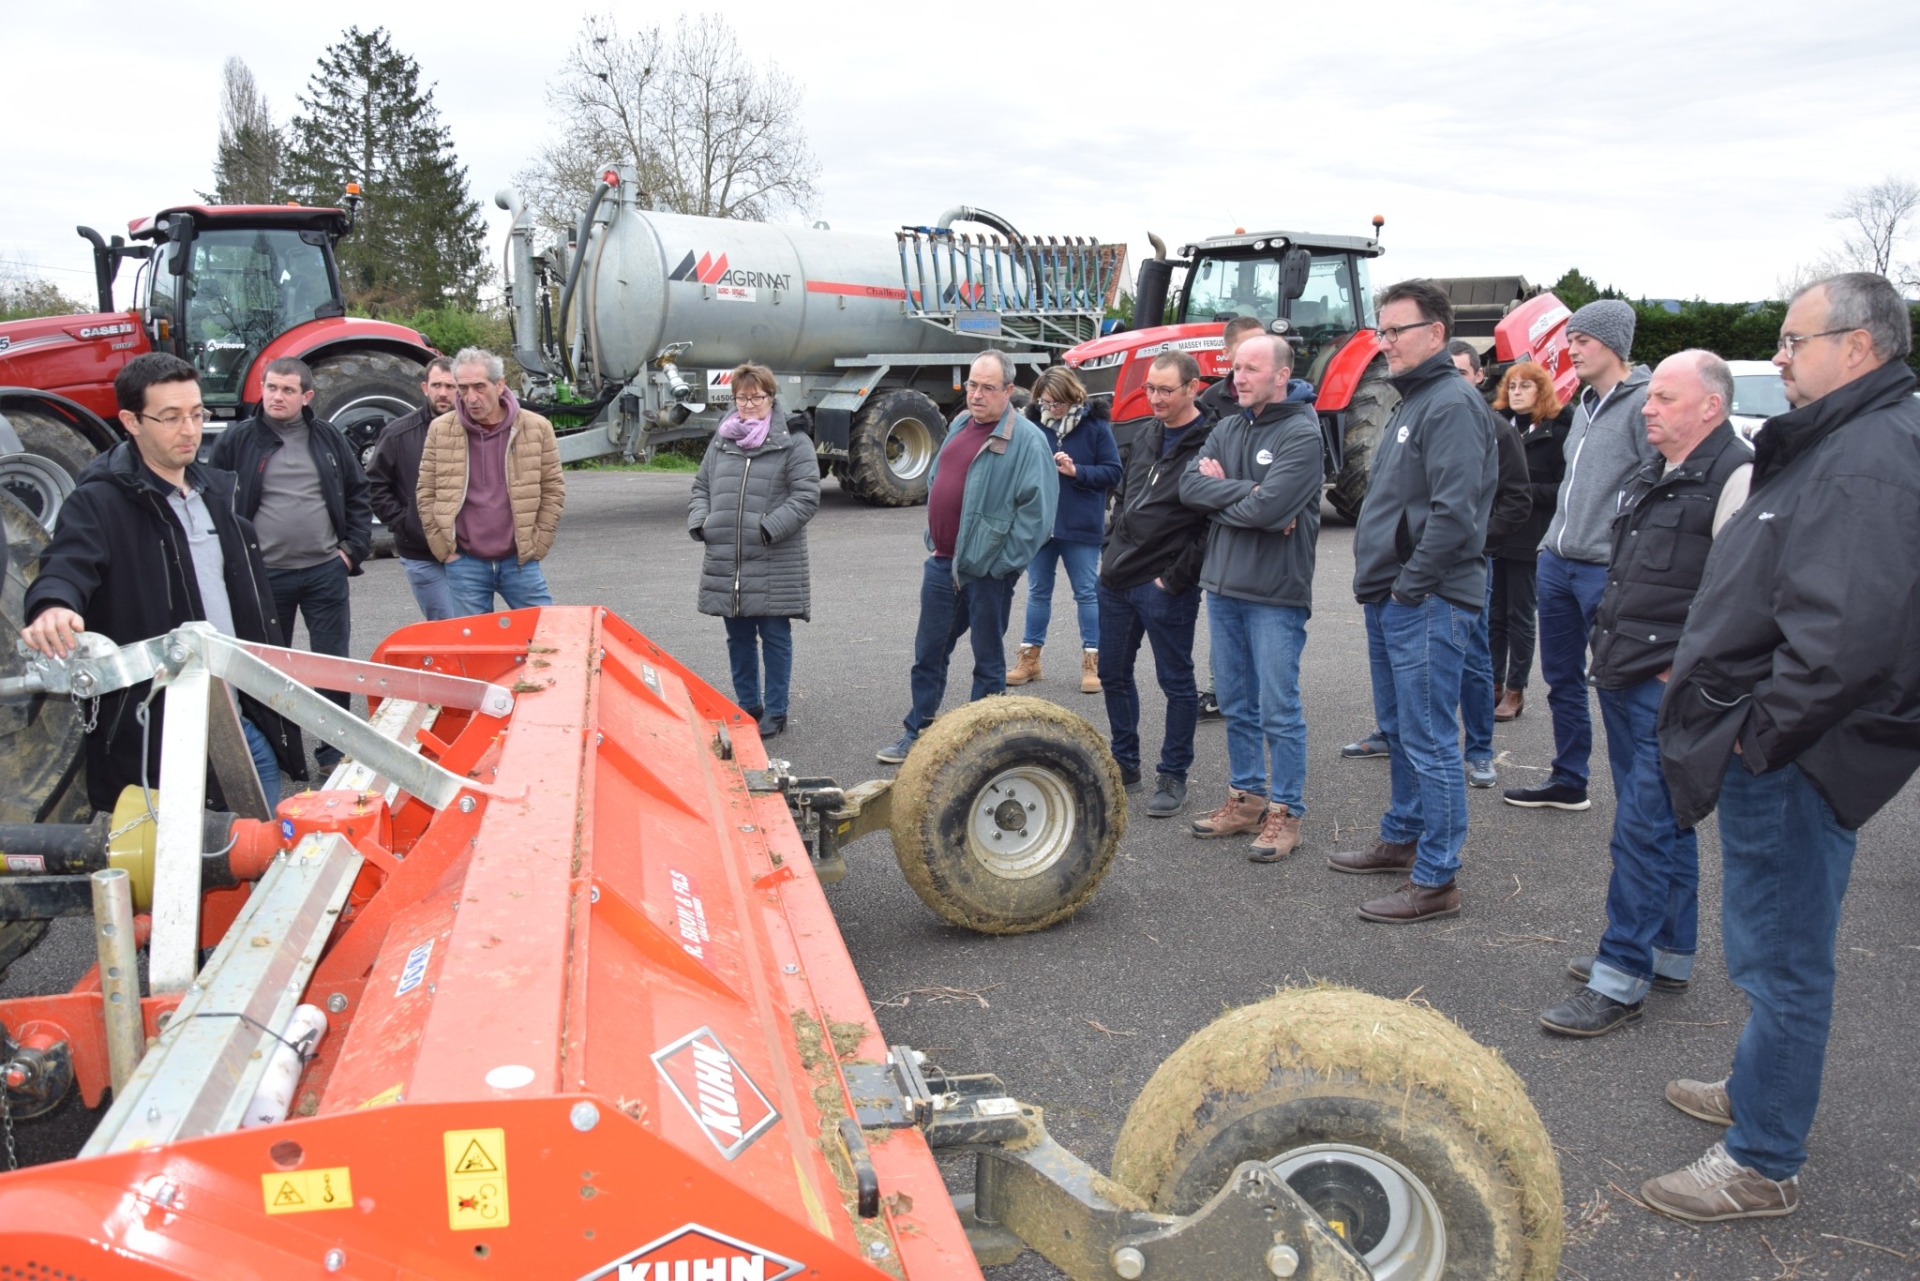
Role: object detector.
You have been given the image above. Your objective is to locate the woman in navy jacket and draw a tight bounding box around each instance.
[1005,367,1122,693]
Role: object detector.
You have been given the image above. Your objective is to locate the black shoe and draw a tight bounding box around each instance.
[315,747,345,770]
[1540,987,1645,1037]
[1145,775,1187,818]
[1503,779,1591,810]
[1341,733,1390,760]
[757,713,787,739]
[1196,689,1223,721]
[1567,955,1689,993]
[1118,764,1143,789]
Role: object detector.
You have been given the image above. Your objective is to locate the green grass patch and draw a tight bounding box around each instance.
[566,452,701,473]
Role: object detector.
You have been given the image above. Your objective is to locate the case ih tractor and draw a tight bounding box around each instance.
[0,193,435,534]
[1062,224,1576,522]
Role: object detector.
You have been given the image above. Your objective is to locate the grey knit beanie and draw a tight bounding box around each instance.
[1566,299,1636,362]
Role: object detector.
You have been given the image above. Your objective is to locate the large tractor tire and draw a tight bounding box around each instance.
[1112,985,1561,1281]
[842,389,944,507]
[0,490,90,981]
[889,696,1123,933]
[310,351,425,560]
[0,406,96,535]
[1326,363,1399,524]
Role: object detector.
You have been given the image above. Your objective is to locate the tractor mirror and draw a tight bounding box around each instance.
[165,215,196,277]
[1280,248,1311,302]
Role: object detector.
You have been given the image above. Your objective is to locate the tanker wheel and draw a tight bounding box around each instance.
[0,407,97,534]
[889,695,1123,934]
[0,491,90,980]
[1326,363,1399,524]
[1111,985,1562,1281]
[310,351,426,473]
[843,389,943,507]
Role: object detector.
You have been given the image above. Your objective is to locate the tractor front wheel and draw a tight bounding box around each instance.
[1326,363,1399,524]
[0,407,95,535]
[310,351,426,559]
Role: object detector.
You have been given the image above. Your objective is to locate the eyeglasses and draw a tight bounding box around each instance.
[1376,320,1439,344]
[1776,329,1854,360]
[1143,383,1188,397]
[734,392,771,405]
[1037,398,1068,410]
[137,409,207,428]
[964,380,1007,393]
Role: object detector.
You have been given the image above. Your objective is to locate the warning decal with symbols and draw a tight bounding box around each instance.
[260,1166,353,1215]
[443,1127,510,1230]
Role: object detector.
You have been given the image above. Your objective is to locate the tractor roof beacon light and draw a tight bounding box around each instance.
[1371,215,1385,247]
[341,183,363,236]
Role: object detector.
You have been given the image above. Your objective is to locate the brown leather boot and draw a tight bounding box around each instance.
[1080,648,1102,694]
[1326,838,1417,875]
[1249,805,1301,862]
[1007,644,1042,686]
[1358,878,1461,923]
[1190,789,1266,838]
[1495,686,1524,721]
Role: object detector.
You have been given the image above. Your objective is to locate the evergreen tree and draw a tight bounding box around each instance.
[282,27,488,311]
[206,58,284,205]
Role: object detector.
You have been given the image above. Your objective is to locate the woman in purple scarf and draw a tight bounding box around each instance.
[688,363,821,738]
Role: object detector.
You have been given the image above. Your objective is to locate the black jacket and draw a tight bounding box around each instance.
[1351,351,1498,610]
[1101,410,1216,595]
[1484,408,1533,550]
[1588,420,1750,690]
[210,407,374,571]
[1196,374,1240,423]
[1659,360,1920,830]
[366,405,435,561]
[24,444,308,811]
[1492,406,1572,560]
[1179,384,1324,610]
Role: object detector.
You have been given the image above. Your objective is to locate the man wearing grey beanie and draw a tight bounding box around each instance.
[1504,299,1655,811]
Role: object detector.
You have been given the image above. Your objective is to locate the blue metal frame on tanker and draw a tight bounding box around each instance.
[495,166,1119,505]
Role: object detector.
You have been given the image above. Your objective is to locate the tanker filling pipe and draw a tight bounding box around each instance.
[555,175,616,383]
[936,206,1025,241]
[584,201,612,395]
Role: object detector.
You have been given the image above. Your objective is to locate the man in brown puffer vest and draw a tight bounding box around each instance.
[417,347,566,615]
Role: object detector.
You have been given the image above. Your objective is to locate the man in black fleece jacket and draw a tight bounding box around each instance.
[1331,280,1496,922]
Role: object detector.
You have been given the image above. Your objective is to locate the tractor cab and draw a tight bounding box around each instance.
[126,204,353,413]
[1175,231,1381,393]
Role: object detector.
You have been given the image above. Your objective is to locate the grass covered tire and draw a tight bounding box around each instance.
[843,389,943,507]
[890,696,1123,933]
[1326,362,1399,524]
[1112,985,1561,1281]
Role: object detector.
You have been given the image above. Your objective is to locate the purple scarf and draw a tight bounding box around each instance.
[718,406,771,451]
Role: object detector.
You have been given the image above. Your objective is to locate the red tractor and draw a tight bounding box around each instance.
[1062,223,1576,521]
[0,193,435,535]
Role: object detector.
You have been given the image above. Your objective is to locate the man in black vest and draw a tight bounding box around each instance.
[1540,350,1751,1038]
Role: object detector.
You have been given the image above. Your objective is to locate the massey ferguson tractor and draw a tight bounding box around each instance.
[1062,223,1578,522]
[0,192,436,535]
[496,168,1119,506]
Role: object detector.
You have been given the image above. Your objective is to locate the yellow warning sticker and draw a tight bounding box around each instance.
[261,1166,354,1215]
[357,1082,404,1109]
[443,1127,509,1230]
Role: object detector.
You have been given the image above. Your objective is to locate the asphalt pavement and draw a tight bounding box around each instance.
[6,469,1917,1280]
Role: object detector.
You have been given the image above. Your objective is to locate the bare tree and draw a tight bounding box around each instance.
[206,57,284,204]
[517,12,818,240]
[1830,176,1920,278]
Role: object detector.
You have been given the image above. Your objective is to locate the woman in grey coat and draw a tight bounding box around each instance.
[688,363,821,738]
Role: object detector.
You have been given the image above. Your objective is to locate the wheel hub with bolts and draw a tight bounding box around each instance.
[886,417,934,481]
[1269,1144,1445,1281]
[969,766,1076,879]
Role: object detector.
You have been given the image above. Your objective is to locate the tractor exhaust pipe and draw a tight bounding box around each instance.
[1133,231,1174,331]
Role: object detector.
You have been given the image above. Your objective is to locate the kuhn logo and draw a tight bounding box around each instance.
[668,251,792,291]
[652,1028,777,1159]
[577,1223,803,1281]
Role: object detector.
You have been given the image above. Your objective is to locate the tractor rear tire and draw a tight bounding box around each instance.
[310,351,426,474]
[889,696,1123,934]
[1326,364,1399,524]
[842,389,944,507]
[0,408,96,534]
[1111,985,1561,1281]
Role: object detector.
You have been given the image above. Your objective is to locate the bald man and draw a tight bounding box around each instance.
[1540,350,1751,1039]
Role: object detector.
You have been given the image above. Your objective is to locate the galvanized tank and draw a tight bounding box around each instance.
[587,188,988,380]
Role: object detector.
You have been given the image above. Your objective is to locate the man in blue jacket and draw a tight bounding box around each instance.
[877,352,1057,763]
[1332,280,1497,922]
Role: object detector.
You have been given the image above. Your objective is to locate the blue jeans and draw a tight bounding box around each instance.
[1718,760,1858,1181]
[904,558,1018,734]
[1587,679,1698,1003]
[722,616,793,718]
[1208,594,1308,813]
[1367,597,1471,887]
[444,554,554,616]
[242,717,281,805]
[1022,538,1102,650]
[267,556,352,760]
[1535,549,1608,788]
[399,556,458,622]
[1097,580,1201,780]
[1460,558,1495,761]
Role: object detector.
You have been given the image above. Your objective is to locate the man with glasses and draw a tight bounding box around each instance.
[21,352,306,809]
[211,356,372,768]
[418,347,566,615]
[876,351,1056,764]
[1333,280,1497,921]
[1505,300,1654,812]
[1640,273,1920,1223]
[1096,352,1217,817]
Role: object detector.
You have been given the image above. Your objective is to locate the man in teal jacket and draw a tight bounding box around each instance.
[877,352,1057,763]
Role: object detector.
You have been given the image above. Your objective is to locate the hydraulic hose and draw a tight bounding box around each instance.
[555,176,615,382]
[935,206,1025,241]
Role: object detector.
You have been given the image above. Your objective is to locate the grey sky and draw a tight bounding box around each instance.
[8,0,1919,306]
